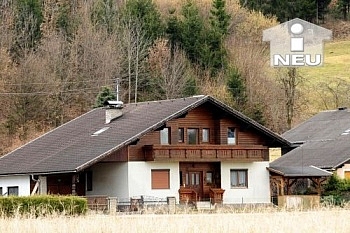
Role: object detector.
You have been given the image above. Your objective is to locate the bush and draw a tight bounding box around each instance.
[0,195,87,217]
[322,174,350,206]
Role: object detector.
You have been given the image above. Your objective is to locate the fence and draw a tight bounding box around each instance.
[86,195,175,214]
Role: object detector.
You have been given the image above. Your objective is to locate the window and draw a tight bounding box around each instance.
[178,128,184,143]
[206,172,213,184]
[230,170,248,188]
[202,128,209,143]
[151,169,170,189]
[7,186,19,196]
[0,187,2,196]
[187,128,198,144]
[185,172,200,186]
[86,171,93,191]
[228,127,236,145]
[160,127,170,145]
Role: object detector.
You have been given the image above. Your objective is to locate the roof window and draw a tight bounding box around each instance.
[92,127,109,136]
[341,128,350,136]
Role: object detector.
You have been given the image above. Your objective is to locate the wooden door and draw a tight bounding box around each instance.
[185,171,203,200]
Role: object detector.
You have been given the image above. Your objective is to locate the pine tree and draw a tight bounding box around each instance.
[95,86,116,107]
[10,0,43,61]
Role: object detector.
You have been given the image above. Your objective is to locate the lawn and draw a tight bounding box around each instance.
[298,40,350,116]
[1,209,349,233]
[301,40,350,81]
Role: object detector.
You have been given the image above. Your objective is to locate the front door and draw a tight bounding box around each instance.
[186,171,203,200]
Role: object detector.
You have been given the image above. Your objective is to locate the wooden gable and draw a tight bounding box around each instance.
[128,102,271,162]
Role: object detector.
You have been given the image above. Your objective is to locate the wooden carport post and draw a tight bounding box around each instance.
[72,174,77,195]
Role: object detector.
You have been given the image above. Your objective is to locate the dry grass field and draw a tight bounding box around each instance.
[1,208,349,233]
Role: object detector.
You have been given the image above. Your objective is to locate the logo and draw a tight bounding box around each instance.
[263,18,332,67]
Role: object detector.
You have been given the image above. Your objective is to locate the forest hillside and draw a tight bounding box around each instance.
[0,0,349,155]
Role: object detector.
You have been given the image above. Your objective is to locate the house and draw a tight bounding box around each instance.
[269,108,350,198]
[0,95,291,205]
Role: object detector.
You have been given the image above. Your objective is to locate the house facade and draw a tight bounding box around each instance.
[0,96,291,205]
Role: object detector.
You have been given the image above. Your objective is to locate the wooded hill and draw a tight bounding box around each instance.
[0,0,349,155]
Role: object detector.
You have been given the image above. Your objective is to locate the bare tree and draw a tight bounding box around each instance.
[315,78,350,110]
[119,17,150,103]
[147,39,189,99]
[277,68,303,130]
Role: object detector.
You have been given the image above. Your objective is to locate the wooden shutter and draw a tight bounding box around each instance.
[151,169,170,189]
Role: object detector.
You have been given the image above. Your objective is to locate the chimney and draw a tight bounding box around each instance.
[105,100,123,124]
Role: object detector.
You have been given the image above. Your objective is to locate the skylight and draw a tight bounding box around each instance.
[91,127,110,136]
[341,128,350,136]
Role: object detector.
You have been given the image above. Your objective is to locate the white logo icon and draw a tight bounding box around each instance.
[263,18,332,67]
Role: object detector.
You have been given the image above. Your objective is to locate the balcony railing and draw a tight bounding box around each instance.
[143,144,269,162]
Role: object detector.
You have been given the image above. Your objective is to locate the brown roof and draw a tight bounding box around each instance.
[0,95,291,175]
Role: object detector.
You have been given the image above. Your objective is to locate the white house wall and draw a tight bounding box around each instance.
[86,162,129,199]
[221,161,270,204]
[128,162,179,202]
[0,175,30,196]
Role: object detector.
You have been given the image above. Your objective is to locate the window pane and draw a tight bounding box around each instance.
[202,128,209,142]
[230,171,238,186]
[187,128,198,144]
[178,128,184,142]
[228,128,236,145]
[8,186,19,196]
[191,173,195,185]
[151,170,170,189]
[160,128,169,145]
[185,173,189,185]
[239,171,246,186]
[206,172,212,184]
[195,174,200,185]
[230,170,247,188]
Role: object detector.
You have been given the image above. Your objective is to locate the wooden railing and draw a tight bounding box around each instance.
[178,187,198,204]
[209,188,225,205]
[144,144,268,162]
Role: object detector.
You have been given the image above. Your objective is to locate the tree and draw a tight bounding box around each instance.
[122,0,164,43]
[206,0,231,73]
[147,39,190,99]
[10,0,43,61]
[178,0,205,65]
[227,67,246,108]
[337,0,350,20]
[95,86,116,107]
[278,68,303,130]
[240,0,331,23]
[91,0,118,34]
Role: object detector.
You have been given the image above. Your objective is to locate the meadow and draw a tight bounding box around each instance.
[1,208,349,233]
[299,40,350,116]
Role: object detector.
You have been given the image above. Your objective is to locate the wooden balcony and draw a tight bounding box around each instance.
[143,144,269,162]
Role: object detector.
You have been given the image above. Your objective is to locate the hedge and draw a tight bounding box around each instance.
[0,195,87,217]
